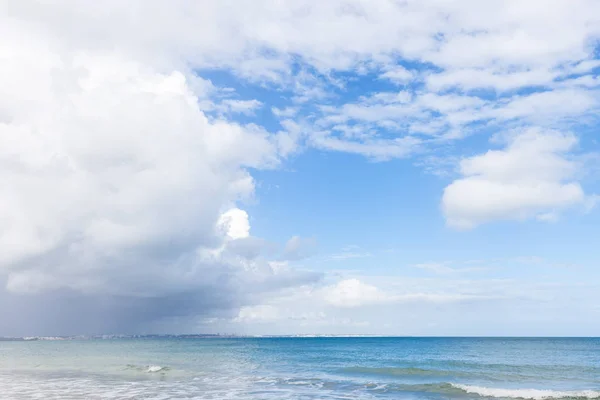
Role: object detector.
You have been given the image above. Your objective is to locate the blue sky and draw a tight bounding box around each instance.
[1,0,600,336]
[213,68,600,273]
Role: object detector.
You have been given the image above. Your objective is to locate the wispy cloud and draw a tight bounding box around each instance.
[413,262,488,275]
[328,245,373,261]
[329,252,373,261]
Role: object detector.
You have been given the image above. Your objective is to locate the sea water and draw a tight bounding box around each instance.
[0,337,599,399]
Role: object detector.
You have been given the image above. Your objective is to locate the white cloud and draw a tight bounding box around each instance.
[179,268,600,335]
[413,261,489,275]
[426,68,559,92]
[380,66,414,84]
[310,133,422,161]
[205,274,511,334]
[490,89,598,122]
[442,129,591,229]
[216,99,263,116]
[310,84,599,160]
[323,279,393,308]
[0,48,280,293]
[234,304,328,324]
[272,106,299,118]
[234,305,280,323]
[217,209,251,240]
[6,0,597,166]
[6,0,599,87]
[320,278,480,308]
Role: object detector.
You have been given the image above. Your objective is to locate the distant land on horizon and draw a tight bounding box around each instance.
[2,334,599,341]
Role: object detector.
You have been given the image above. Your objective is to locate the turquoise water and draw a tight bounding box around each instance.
[1,337,599,399]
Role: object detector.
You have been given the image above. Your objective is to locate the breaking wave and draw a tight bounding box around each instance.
[146,365,167,373]
[451,384,600,400]
[124,364,170,373]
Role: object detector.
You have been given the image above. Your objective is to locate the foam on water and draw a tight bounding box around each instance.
[147,365,166,373]
[452,384,600,399]
[123,364,171,375]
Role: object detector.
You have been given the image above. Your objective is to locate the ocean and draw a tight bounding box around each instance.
[1,337,599,399]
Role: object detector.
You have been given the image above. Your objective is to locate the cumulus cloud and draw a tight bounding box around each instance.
[442,129,592,229]
[0,3,317,335]
[0,49,283,293]
[218,209,252,240]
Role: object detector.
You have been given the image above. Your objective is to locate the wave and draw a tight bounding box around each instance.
[341,365,600,385]
[268,379,600,399]
[146,365,167,373]
[124,364,170,373]
[451,384,600,399]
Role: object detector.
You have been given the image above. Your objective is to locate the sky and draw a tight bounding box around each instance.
[1,0,600,337]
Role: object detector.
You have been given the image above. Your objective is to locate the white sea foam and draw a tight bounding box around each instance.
[452,384,600,399]
[146,365,165,373]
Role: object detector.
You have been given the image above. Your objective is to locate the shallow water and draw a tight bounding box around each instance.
[1,337,599,399]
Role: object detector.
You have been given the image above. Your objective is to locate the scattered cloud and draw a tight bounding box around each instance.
[216,99,263,116]
[272,106,299,118]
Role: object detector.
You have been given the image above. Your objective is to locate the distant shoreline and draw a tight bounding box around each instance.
[1,335,599,341]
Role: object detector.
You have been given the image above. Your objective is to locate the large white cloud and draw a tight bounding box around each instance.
[442,129,589,229]
[0,5,315,334]
[0,45,280,290]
